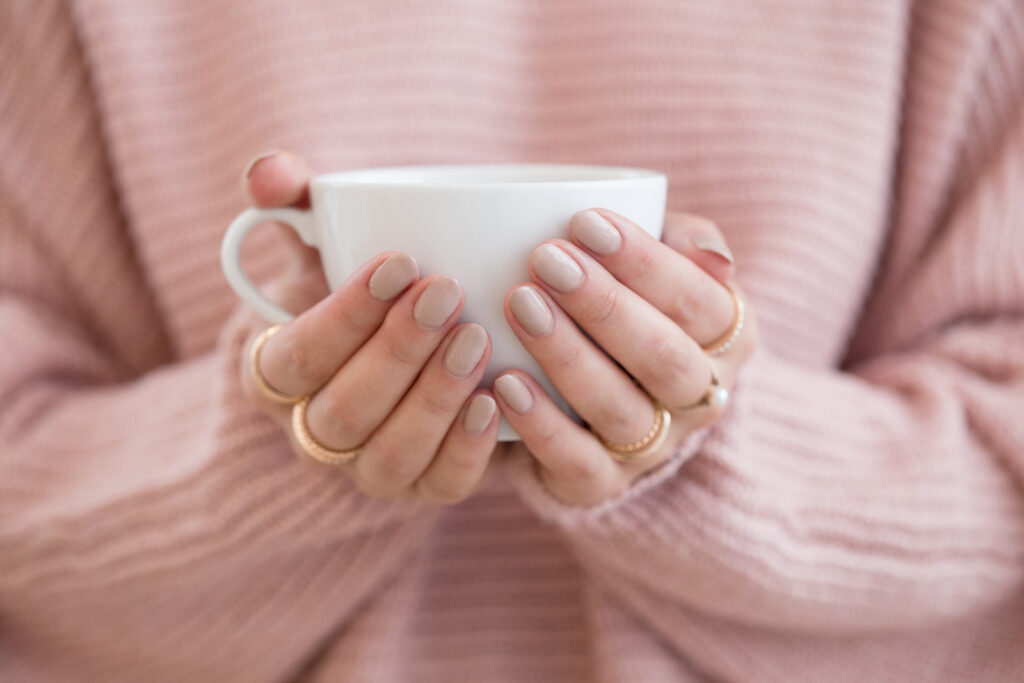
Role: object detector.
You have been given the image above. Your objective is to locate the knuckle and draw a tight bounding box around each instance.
[550,340,585,374]
[417,474,471,505]
[578,287,624,328]
[379,331,426,370]
[620,246,656,283]
[274,331,320,388]
[361,443,420,491]
[644,335,693,389]
[589,402,635,442]
[670,280,711,327]
[559,452,603,482]
[311,391,364,448]
[333,299,375,339]
[417,388,459,420]
[528,421,560,453]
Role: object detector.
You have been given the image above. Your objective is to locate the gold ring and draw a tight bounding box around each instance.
[291,395,362,465]
[249,324,304,404]
[702,288,745,357]
[675,367,729,410]
[591,392,672,463]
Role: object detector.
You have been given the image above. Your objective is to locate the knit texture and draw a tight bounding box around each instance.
[1,1,1023,681]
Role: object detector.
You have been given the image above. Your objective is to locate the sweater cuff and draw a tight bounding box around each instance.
[505,356,752,529]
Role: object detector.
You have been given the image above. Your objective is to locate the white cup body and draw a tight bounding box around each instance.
[223,163,667,441]
[310,165,666,440]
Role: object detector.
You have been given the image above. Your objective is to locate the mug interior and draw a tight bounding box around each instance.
[316,164,661,186]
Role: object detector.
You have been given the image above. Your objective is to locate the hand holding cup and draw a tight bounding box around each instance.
[236,152,501,504]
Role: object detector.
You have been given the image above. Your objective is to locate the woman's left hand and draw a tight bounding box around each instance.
[495,210,758,506]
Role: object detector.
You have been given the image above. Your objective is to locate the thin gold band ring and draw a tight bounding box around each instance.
[591,392,672,463]
[291,395,363,465]
[249,324,304,405]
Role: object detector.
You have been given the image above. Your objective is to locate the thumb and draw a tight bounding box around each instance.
[242,150,321,272]
[661,212,735,286]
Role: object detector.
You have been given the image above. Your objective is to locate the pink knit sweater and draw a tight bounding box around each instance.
[2,1,1023,681]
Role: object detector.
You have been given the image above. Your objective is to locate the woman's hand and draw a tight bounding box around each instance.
[496,210,758,506]
[238,152,501,504]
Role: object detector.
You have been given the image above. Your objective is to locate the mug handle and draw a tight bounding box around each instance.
[220,207,317,323]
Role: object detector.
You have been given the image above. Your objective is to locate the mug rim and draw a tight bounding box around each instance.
[312,163,665,188]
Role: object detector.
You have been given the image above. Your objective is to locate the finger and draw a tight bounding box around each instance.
[243,150,314,208]
[568,209,734,345]
[261,266,332,320]
[505,284,657,446]
[660,212,735,285]
[243,151,320,268]
[305,275,464,450]
[238,267,337,420]
[257,252,419,397]
[239,325,293,427]
[493,372,622,507]
[352,323,492,498]
[413,391,500,504]
[526,241,713,409]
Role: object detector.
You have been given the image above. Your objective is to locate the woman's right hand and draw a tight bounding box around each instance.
[237,151,500,504]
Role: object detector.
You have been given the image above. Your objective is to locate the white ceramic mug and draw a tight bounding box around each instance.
[221,163,667,441]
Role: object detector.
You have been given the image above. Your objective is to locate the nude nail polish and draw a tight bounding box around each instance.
[463,394,497,435]
[530,244,584,293]
[509,286,553,336]
[444,324,488,378]
[368,254,418,301]
[692,236,734,264]
[572,210,622,254]
[243,150,281,179]
[413,277,461,330]
[494,374,533,414]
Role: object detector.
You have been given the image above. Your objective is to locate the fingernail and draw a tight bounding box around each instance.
[463,394,497,435]
[368,254,418,301]
[530,244,584,293]
[444,324,488,378]
[413,276,462,330]
[692,236,734,265]
[243,150,281,179]
[509,286,553,336]
[572,210,622,254]
[494,374,533,414]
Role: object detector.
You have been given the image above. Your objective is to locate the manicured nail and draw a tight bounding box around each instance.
[572,210,622,254]
[463,394,497,435]
[413,276,462,330]
[368,254,418,301]
[243,150,281,179]
[494,374,533,414]
[692,236,734,265]
[444,324,488,378]
[530,244,584,293]
[509,286,553,336]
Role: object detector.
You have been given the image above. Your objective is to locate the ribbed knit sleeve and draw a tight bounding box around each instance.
[0,4,435,680]
[4,0,1024,680]
[506,0,1024,637]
